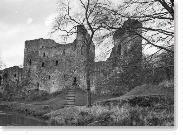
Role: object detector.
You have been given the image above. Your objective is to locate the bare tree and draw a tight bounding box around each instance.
[52,0,174,106]
[101,0,174,55]
[52,0,111,107]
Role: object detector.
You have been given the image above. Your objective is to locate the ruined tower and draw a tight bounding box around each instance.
[110,19,142,67]
[95,19,143,94]
[112,19,143,89]
[22,25,95,93]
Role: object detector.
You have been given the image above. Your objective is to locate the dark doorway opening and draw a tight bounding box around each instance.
[0,76,2,86]
[36,82,39,91]
[72,77,77,86]
[55,60,58,66]
[29,59,32,65]
[42,62,45,67]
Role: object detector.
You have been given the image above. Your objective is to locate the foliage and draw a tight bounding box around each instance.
[0,102,51,120]
[0,58,6,70]
[51,0,174,106]
[142,51,174,84]
[1,84,16,101]
[46,99,174,126]
[25,90,50,101]
[52,0,174,54]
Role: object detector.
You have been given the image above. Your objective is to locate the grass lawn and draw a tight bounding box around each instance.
[0,80,174,126]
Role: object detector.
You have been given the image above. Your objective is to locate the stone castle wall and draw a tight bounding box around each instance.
[23,25,95,93]
[0,19,143,95]
[0,66,23,93]
[94,19,143,94]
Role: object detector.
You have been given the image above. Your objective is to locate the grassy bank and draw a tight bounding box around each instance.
[0,95,174,126]
[0,102,51,121]
[45,100,174,126]
[45,80,174,126]
[0,80,174,126]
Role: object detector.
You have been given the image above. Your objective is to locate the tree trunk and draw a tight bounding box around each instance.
[86,71,92,107]
[86,38,93,107]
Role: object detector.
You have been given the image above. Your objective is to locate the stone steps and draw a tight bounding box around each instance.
[64,88,76,107]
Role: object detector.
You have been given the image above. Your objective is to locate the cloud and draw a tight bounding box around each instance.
[0,22,48,67]
[26,17,33,24]
[3,0,25,2]
[0,0,58,67]
[45,13,58,27]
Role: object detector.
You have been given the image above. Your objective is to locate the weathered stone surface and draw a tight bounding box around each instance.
[0,66,23,91]
[94,19,143,94]
[1,19,143,98]
[0,25,95,97]
[23,25,95,93]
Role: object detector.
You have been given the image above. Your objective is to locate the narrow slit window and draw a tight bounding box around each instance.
[42,62,45,67]
[43,52,46,57]
[29,59,32,65]
[48,75,51,80]
[117,45,122,55]
[81,45,85,55]
[36,82,39,91]
[55,60,58,66]
[0,76,2,86]
[63,49,65,55]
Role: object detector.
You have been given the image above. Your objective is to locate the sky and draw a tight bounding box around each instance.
[0,0,158,69]
[0,0,58,68]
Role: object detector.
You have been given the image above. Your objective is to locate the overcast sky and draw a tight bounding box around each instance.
[0,0,157,69]
[0,0,58,68]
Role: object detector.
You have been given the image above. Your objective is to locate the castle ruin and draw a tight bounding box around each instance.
[0,19,142,97]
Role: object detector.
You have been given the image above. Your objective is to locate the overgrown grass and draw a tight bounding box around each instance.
[45,100,174,126]
[0,80,174,126]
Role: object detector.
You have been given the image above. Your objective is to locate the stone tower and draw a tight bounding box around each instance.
[110,19,142,67]
[95,19,143,94]
[22,25,95,93]
[112,19,143,89]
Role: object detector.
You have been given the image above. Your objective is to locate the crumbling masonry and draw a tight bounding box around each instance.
[0,19,142,96]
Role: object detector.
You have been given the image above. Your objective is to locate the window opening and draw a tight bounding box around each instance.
[42,62,45,67]
[72,77,77,86]
[29,59,32,65]
[55,60,58,66]
[43,53,46,57]
[0,76,2,86]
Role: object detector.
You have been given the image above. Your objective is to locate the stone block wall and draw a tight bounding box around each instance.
[23,25,95,93]
[1,19,143,96]
[94,19,143,94]
[0,66,23,94]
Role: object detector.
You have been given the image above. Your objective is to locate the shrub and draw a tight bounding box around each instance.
[26,90,49,101]
[46,97,174,126]
[145,107,174,126]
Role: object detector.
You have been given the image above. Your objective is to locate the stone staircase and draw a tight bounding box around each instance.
[64,87,76,107]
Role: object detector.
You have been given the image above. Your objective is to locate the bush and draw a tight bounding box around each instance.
[26,90,49,101]
[46,98,174,126]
